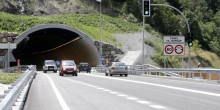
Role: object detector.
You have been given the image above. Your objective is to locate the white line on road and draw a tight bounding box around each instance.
[103,89,111,92]
[117,94,127,97]
[43,74,70,110]
[64,77,166,109]
[137,101,150,104]
[109,91,118,94]
[150,105,166,109]
[80,74,220,97]
[126,97,138,101]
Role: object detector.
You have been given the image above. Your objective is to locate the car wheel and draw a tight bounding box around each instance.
[72,73,75,76]
[120,74,122,76]
[105,73,108,76]
[110,74,112,76]
[75,73,78,76]
[54,71,57,73]
[43,70,46,73]
[125,74,128,77]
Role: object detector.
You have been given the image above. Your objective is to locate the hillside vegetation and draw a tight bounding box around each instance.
[103,0,220,56]
[0,11,141,47]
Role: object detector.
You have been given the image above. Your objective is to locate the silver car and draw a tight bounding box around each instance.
[43,60,57,73]
[105,62,128,77]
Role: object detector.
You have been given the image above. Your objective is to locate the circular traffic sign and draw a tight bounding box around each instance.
[175,45,184,54]
[165,45,174,54]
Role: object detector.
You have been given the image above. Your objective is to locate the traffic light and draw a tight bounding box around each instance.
[143,0,151,17]
[188,32,193,47]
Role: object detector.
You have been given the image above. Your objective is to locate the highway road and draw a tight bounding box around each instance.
[24,71,220,110]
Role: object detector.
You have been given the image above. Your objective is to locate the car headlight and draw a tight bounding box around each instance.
[45,66,48,69]
[54,66,57,69]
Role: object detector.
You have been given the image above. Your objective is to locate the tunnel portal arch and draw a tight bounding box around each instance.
[13,24,100,69]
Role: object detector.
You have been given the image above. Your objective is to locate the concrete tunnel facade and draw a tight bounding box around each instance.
[13,24,100,69]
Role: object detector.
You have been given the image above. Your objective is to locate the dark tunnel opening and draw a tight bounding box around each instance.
[15,28,79,55]
[11,25,99,70]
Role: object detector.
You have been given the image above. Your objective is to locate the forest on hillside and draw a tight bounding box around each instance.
[103,0,220,56]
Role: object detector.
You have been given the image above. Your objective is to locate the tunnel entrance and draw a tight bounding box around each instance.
[13,24,100,69]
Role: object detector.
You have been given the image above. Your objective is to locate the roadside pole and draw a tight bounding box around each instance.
[142,16,145,65]
[8,42,10,74]
[164,56,166,68]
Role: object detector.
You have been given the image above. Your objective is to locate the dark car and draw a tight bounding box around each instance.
[78,62,91,73]
[59,60,77,76]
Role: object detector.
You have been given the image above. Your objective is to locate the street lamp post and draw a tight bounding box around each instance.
[96,0,102,65]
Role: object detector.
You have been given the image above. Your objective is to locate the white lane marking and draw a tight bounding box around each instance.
[126,97,138,100]
[97,87,104,90]
[43,74,70,110]
[117,94,127,97]
[64,78,166,109]
[103,89,111,92]
[137,101,150,104]
[150,105,166,109]
[109,91,118,94]
[80,74,220,97]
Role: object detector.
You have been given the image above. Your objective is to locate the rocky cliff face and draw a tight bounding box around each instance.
[0,0,94,15]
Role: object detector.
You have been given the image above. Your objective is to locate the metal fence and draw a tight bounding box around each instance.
[95,64,220,83]
[140,68,220,82]
[0,65,37,110]
[3,65,30,73]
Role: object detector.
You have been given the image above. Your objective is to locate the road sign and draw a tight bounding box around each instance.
[100,56,104,61]
[163,36,185,56]
[2,52,16,62]
[0,43,16,49]
[163,36,185,44]
[164,45,173,55]
[164,44,185,56]
[175,45,184,54]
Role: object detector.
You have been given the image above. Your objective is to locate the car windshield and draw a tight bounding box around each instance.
[113,62,126,66]
[81,64,88,66]
[45,61,55,65]
[62,61,76,66]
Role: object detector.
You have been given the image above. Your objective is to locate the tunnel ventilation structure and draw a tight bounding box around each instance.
[13,24,100,69]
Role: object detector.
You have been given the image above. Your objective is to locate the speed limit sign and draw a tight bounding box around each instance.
[165,45,173,54]
[164,44,185,56]
[164,36,185,56]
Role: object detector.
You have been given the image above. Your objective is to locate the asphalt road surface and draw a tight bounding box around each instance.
[24,71,220,110]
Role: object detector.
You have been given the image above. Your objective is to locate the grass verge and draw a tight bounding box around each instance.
[0,72,22,84]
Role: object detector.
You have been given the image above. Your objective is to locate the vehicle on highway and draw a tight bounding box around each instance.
[105,62,128,76]
[59,60,78,76]
[78,62,91,73]
[43,60,57,73]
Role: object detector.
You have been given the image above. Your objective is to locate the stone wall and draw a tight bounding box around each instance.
[0,32,19,54]
[94,41,124,64]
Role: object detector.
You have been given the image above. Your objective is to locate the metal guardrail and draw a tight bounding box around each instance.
[0,65,37,110]
[3,65,30,73]
[138,68,220,83]
[127,64,181,77]
[94,64,220,83]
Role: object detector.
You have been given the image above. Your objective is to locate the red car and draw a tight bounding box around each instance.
[59,60,78,76]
